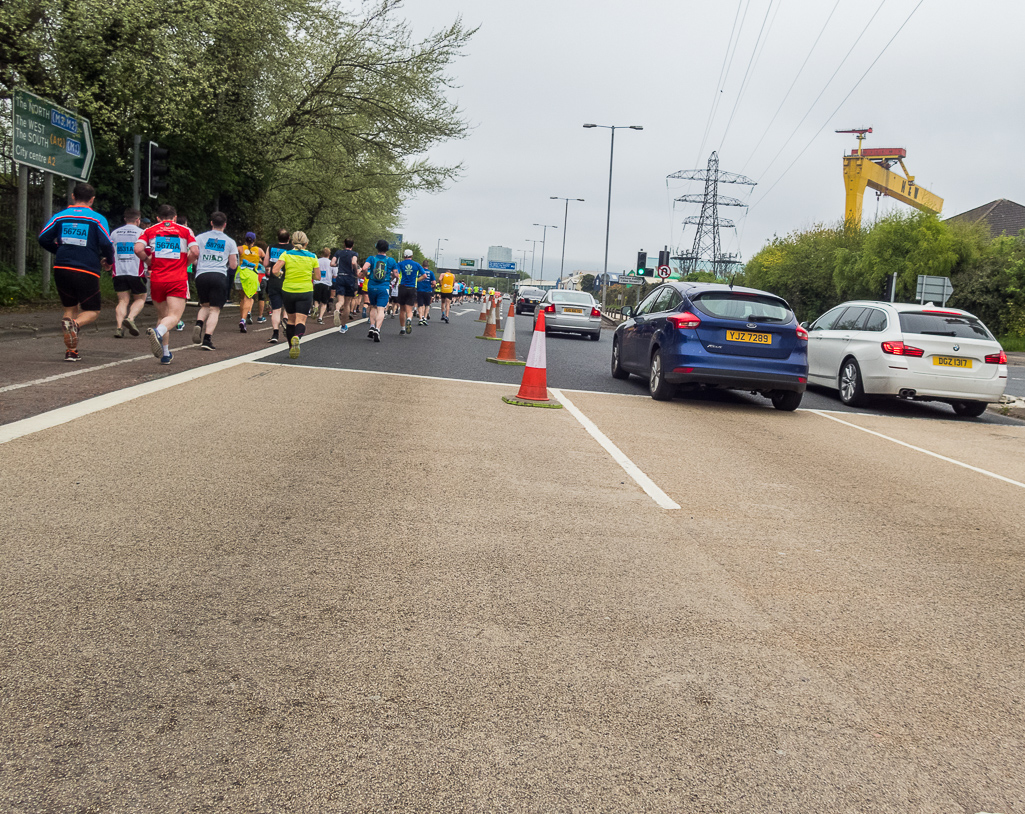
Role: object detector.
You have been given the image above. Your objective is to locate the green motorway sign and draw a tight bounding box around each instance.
[11,89,95,181]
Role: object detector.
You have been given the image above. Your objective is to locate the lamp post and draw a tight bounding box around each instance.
[532,223,558,286]
[434,238,448,267]
[525,239,539,279]
[550,197,584,289]
[583,123,643,310]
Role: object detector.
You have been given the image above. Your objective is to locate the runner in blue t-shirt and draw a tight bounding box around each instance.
[397,250,423,335]
[360,239,399,342]
[416,260,437,326]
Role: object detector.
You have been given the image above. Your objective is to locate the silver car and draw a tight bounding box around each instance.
[534,290,602,341]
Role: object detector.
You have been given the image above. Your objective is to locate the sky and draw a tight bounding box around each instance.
[397,0,1025,280]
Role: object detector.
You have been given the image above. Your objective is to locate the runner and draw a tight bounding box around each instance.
[387,272,399,319]
[331,239,359,332]
[236,232,262,333]
[37,182,115,362]
[108,207,146,339]
[358,270,370,318]
[360,239,399,342]
[192,211,238,350]
[314,247,334,324]
[438,265,456,323]
[396,249,422,335]
[270,231,318,359]
[134,203,198,365]
[416,259,437,326]
[265,230,291,344]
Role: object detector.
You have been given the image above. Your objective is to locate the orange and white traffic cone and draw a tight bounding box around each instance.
[487,302,524,365]
[477,300,499,340]
[494,298,503,332]
[477,299,488,321]
[503,311,561,407]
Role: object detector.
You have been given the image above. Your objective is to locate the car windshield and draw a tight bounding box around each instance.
[898,311,994,340]
[549,291,592,305]
[690,291,792,323]
[519,288,543,298]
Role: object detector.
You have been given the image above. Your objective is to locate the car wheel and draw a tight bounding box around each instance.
[611,337,629,379]
[951,400,988,417]
[770,390,802,411]
[590,330,601,342]
[648,349,673,400]
[838,357,867,407]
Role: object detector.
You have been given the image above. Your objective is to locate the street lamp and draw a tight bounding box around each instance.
[550,196,584,288]
[533,223,558,285]
[583,123,643,310]
[525,239,539,278]
[434,237,448,267]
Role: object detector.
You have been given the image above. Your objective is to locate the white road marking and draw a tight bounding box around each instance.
[550,388,681,511]
[809,409,1025,490]
[0,321,366,445]
[0,344,197,393]
[248,361,512,388]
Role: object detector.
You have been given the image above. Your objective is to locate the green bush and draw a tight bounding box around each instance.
[0,271,45,306]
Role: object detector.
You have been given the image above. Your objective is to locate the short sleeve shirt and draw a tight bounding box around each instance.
[138,221,197,282]
[110,224,144,277]
[317,257,334,285]
[366,254,399,288]
[194,230,238,276]
[397,259,422,288]
[282,250,318,293]
[417,269,437,292]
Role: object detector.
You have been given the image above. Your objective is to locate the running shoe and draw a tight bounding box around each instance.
[317,317,324,324]
[64,349,79,362]
[175,320,185,331]
[257,316,267,323]
[361,306,367,318]
[405,318,412,335]
[289,336,300,359]
[124,317,140,336]
[339,324,348,334]
[399,329,405,336]
[114,327,124,338]
[192,322,203,344]
[200,339,216,351]
[372,329,381,343]
[419,318,427,326]
[61,317,78,350]
[160,351,173,365]
[246,314,253,324]
[333,310,341,327]
[239,320,247,333]
[146,327,163,358]
[368,328,375,339]
[268,335,279,344]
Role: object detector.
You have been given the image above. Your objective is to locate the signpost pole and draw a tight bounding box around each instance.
[132,135,141,211]
[15,164,28,277]
[42,171,53,294]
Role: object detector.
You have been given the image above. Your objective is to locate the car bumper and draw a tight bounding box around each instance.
[864,368,1007,402]
[545,315,602,333]
[666,363,807,393]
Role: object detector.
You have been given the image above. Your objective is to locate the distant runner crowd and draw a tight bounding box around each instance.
[38,183,502,364]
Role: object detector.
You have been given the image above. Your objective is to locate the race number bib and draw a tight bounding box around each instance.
[61,222,89,246]
[153,235,182,258]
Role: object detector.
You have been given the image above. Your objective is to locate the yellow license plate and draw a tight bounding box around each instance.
[726,330,772,345]
[563,307,583,314]
[933,356,972,369]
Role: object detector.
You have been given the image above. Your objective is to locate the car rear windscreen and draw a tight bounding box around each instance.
[690,292,792,323]
[519,288,543,298]
[898,312,993,340]
[551,291,593,305]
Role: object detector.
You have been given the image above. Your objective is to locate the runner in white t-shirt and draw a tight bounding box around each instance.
[191,212,238,350]
[109,208,146,338]
[314,248,334,324]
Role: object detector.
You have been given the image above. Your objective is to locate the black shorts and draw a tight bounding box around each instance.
[55,267,101,311]
[417,290,433,308]
[314,283,333,305]
[195,273,229,308]
[389,294,399,304]
[397,285,417,307]
[335,275,357,297]
[440,292,453,301]
[112,275,147,295]
[281,290,313,316]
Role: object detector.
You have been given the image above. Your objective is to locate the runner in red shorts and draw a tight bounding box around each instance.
[134,204,198,365]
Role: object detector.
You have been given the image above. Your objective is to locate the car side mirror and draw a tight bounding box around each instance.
[621,305,633,318]
[800,321,809,330]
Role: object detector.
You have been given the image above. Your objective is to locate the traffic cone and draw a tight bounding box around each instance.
[503,311,561,408]
[477,300,500,340]
[477,299,488,321]
[494,298,503,332]
[487,302,524,365]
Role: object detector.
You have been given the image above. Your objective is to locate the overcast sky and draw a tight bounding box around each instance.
[398,0,1025,280]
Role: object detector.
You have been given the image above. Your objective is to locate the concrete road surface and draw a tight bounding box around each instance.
[1,306,1024,812]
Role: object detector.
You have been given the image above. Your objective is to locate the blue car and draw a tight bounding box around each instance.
[611,282,809,410]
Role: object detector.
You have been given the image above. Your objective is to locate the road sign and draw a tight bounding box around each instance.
[915,275,953,306]
[488,261,516,270]
[657,265,672,279]
[618,275,643,286]
[459,258,476,268]
[11,89,95,181]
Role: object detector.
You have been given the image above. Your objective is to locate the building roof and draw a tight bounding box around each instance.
[945,198,1025,239]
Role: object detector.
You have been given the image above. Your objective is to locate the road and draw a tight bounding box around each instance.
[1,301,1024,812]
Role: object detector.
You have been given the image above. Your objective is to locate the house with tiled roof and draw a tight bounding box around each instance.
[944,199,1025,239]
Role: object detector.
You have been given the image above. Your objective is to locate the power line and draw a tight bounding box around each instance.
[739,0,842,174]
[695,0,750,168]
[749,0,927,212]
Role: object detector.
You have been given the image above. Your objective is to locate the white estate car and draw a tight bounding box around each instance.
[805,301,1007,417]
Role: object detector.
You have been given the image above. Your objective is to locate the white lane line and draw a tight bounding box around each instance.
[809,409,1025,490]
[550,388,681,511]
[248,361,512,388]
[0,320,366,445]
[0,343,197,394]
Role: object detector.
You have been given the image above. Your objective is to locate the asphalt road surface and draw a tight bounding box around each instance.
[2,301,1024,812]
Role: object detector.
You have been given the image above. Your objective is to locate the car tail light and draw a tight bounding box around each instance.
[985,350,1007,364]
[922,309,962,315]
[544,304,555,313]
[667,311,701,329]
[590,307,601,317]
[881,341,924,357]
[796,325,809,341]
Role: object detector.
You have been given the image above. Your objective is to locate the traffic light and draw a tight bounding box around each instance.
[658,249,670,268]
[637,250,647,275]
[146,141,169,198]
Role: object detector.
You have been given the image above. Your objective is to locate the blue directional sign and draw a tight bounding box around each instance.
[488,261,516,270]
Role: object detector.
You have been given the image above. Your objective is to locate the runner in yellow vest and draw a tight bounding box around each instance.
[438,269,455,323]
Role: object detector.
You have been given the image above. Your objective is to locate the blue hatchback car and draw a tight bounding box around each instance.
[611,282,809,410]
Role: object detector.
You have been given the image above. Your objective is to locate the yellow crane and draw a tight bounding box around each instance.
[837,128,943,229]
